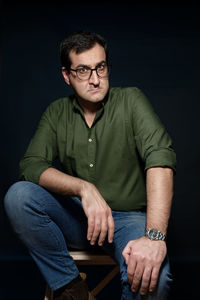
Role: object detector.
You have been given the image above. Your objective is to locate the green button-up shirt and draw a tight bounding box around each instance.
[19,87,176,211]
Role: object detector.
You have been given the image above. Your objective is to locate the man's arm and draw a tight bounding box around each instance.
[122,167,173,295]
[19,101,114,247]
[39,167,115,246]
[146,167,173,234]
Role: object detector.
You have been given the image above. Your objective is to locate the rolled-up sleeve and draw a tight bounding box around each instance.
[128,88,176,172]
[19,104,58,183]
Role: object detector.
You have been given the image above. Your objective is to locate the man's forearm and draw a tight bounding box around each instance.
[146,167,174,235]
[39,167,115,245]
[122,167,173,295]
[39,167,86,197]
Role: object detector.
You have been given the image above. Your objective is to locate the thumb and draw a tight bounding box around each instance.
[122,244,131,264]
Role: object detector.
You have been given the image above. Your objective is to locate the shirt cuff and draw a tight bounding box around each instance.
[19,158,53,184]
[144,148,176,173]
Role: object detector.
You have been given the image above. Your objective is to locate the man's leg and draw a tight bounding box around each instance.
[102,211,172,300]
[4,181,90,292]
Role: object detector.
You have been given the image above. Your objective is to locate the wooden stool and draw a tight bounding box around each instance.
[44,249,120,300]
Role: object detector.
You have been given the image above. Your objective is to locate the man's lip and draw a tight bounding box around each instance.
[88,88,101,92]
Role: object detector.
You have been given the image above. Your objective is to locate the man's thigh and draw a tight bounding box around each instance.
[4,181,89,249]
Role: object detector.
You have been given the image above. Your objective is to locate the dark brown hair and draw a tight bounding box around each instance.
[60,31,108,71]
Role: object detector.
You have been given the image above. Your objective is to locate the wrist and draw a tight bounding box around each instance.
[79,180,93,198]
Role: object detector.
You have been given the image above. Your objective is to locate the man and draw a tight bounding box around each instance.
[4,31,176,300]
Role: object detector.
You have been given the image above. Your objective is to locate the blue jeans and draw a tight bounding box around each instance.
[4,181,172,299]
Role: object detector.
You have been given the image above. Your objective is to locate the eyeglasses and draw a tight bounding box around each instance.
[70,62,110,81]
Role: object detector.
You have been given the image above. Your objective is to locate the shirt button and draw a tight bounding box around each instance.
[88,138,93,142]
[89,163,94,168]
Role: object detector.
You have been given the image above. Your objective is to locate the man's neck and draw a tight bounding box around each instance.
[77,98,102,128]
[77,98,101,114]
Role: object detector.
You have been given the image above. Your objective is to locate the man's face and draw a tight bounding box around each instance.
[62,43,109,104]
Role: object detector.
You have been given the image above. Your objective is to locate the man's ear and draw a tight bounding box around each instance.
[62,67,70,85]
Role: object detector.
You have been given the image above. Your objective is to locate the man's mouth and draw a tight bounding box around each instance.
[88,87,101,92]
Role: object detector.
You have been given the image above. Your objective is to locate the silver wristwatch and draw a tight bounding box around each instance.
[145,228,166,241]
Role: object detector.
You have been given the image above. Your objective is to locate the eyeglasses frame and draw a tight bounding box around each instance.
[69,63,110,81]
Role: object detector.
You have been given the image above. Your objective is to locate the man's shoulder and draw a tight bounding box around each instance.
[109,87,146,107]
[108,87,152,117]
[109,86,143,99]
[44,95,74,115]
[48,95,74,109]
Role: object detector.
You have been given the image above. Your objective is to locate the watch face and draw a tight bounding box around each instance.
[149,229,158,239]
[146,228,165,241]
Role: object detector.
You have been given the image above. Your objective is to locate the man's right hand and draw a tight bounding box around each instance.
[39,168,114,246]
[80,181,115,246]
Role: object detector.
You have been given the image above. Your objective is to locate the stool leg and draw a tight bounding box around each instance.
[44,284,53,300]
[89,292,97,300]
[90,265,120,297]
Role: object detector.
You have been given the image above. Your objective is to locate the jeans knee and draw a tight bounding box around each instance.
[156,258,173,293]
[4,181,38,225]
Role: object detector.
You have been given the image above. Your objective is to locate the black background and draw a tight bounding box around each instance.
[1,0,200,299]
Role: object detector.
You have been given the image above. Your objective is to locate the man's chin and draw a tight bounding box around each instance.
[87,89,108,102]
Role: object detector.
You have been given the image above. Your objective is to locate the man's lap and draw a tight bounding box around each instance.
[4,182,172,298]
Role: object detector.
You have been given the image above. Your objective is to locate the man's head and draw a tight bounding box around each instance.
[60,31,110,105]
[60,31,108,72]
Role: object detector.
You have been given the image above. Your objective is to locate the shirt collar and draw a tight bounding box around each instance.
[72,89,109,113]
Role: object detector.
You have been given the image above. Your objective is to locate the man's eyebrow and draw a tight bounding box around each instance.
[74,60,106,69]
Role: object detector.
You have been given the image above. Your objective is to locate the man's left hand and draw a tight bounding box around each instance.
[122,236,167,295]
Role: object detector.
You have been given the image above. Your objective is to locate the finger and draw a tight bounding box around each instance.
[107,214,115,243]
[98,217,108,246]
[87,215,95,241]
[122,245,131,265]
[149,266,160,292]
[131,264,144,293]
[98,214,108,246]
[122,241,132,257]
[127,256,137,285]
[90,218,101,245]
[140,266,152,295]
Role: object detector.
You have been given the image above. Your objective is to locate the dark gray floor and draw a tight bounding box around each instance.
[0,258,198,299]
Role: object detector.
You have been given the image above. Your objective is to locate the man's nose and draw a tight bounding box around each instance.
[89,69,100,85]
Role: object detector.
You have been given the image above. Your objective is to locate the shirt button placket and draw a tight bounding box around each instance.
[88,131,95,181]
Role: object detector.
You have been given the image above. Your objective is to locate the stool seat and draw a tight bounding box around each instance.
[69,249,117,265]
[44,249,120,300]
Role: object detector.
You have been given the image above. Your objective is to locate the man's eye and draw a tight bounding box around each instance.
[97,64,106,72]
[98,64,105,70]
[78,68,89,74]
